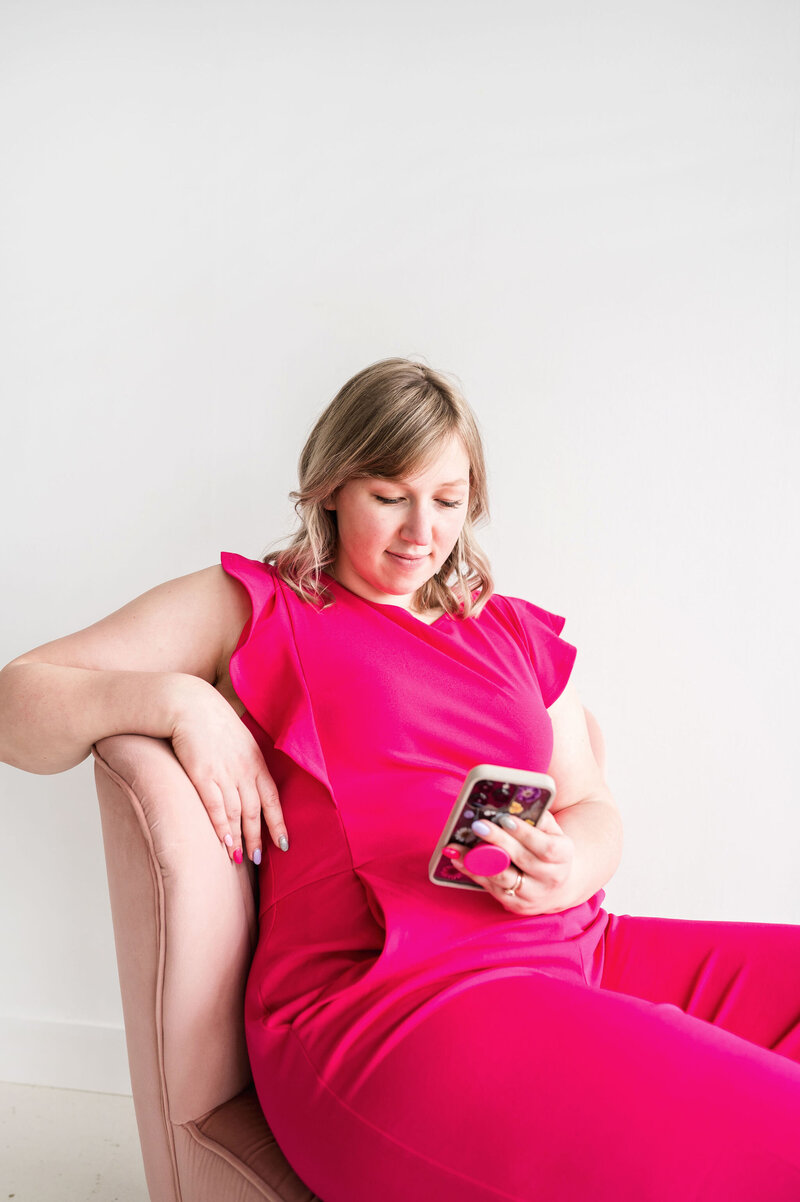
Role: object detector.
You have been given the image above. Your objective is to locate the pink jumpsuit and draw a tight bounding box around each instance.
[222,552,800,1202]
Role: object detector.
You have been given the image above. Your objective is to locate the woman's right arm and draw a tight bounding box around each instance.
[0,565,287,863]
[0,662,211,774]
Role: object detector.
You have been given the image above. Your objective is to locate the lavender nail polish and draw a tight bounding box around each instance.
[253,849,262,865]
[471,820,492,837]
[224,834,234,848]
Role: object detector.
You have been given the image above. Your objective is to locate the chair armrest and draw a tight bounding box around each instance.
[93,734,258,1196]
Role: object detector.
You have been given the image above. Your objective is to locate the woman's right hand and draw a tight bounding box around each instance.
[0,563,284,864]
[169,673,288,865]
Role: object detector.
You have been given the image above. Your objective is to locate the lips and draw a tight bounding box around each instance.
[387,552,428,562]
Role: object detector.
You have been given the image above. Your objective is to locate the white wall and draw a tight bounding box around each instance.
[1,0,798,1093]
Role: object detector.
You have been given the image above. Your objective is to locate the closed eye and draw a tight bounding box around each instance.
[373,496,464,509]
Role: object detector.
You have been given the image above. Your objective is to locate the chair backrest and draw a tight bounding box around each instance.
[583,706,606,779]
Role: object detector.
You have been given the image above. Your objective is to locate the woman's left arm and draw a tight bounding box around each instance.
[540,677,624,911]
[446,678,623,914]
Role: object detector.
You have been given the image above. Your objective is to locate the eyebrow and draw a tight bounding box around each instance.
[375,477,469,488]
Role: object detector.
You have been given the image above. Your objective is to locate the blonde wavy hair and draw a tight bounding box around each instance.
[264,357,494,619]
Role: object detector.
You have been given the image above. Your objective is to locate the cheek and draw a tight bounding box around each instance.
[341,508,392,549]
[442,509,468,538]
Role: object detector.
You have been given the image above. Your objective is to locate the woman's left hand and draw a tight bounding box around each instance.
[445,809,576,915]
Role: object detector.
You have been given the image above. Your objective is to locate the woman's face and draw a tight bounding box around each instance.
[324,434,471,611]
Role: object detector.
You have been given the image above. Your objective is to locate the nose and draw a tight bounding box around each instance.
[400,503,433,547]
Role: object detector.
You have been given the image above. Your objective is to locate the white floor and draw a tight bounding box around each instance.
[1,1080,149,1201]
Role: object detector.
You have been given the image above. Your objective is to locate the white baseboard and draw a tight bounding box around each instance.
[0,1015,132,1095]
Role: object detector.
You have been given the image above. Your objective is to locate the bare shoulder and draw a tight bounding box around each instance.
[7,564,252,688]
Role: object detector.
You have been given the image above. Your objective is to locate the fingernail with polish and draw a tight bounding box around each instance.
[233,849,243,865]
[253,848,262,865]
[442,846,459,859]
[471,820,492,837]
[224,834,233,848]
[498,814,518,831]
[279,835,289,852]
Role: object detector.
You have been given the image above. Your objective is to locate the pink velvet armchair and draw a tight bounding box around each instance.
[93,709,605,1202]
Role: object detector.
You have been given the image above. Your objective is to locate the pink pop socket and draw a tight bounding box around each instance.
[463,844,511,876]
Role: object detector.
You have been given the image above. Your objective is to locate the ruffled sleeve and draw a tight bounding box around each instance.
[220,552,332,796]
[500,595,577,708]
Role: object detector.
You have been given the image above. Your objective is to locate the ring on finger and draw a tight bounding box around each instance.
[503,870,524,897]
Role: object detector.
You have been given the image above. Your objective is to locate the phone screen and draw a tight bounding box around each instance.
[431,776,554,887]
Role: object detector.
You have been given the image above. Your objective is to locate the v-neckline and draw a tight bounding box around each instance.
[320,570,451,628]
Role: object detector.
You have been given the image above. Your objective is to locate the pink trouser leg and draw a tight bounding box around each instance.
[255,921,800,1202]
[600,913,800,1061]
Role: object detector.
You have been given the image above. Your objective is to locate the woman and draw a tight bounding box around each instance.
[2,357,799,1201]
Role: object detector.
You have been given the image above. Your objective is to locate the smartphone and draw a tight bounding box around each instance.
[428,765,556,891]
